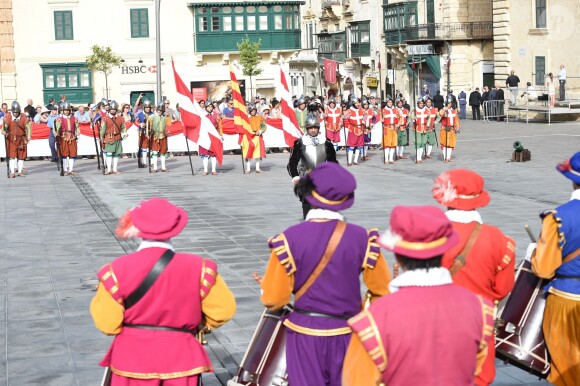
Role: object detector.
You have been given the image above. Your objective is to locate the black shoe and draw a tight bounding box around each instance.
[50,159,57,162]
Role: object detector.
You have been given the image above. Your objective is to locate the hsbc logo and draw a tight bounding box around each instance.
[121,65,157,74]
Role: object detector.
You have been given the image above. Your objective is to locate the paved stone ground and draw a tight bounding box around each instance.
[0,117,577,385]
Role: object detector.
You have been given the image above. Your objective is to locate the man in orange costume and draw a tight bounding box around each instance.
[432,168,515,386]
[242,106,267,173]
[381,97,399,164]
[90,197,236,385]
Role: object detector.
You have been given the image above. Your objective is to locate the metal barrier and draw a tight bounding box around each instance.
[482,100,506,123]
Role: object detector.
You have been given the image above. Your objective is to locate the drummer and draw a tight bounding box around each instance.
[432,169,515,386]
[530,152,580,386]
[342,205,494,385]
[258,162,390,386]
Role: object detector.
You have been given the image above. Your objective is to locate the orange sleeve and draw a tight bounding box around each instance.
[532,215,562,279]
[260,250,294,311]
[491,236,516,300]
[201,274,237,329]
[362,252,391,302]
[342,334,382,386]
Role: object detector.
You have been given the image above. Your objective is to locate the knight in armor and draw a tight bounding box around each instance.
[424,96,440,159]
[381,97,399,164]
[433,169,515,386]
[408,98,428,163]
[54,102,79,175]
[1,101,31,177]
[90,197,236,386]
[343,205,494,386]
[439,96,461,162]
[346,97,366,166]
[100,101,127,175]
[200,100,224,176]
[395,98,409,160]
[136,99,153,168]
[324,97,342,147]
[530,152,580,386]
[147,102,168,173]
[259,162,390,386]
[242,106,267,173]
[361,99,375,161]
[288,112,337,219]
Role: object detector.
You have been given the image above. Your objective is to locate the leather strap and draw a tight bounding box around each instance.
[293,307,351,320]
[295,221,346,302]
[562,246,580,265]
[449,223,482,277]
[124,249,175,310]
[554,273,580,281]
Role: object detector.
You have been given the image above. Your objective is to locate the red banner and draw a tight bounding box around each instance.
[324,59,337,83]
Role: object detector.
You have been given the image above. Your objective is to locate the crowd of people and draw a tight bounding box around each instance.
[89,150,580,386]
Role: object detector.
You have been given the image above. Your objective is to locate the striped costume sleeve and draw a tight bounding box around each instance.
[497,236,516,272]
[348,311,388,373]
[477,295,495,351]
[200,259,218,300]
[268,233,297,275]
[362,229,381,269]
[540,209,566,249]
[97,264,123,305]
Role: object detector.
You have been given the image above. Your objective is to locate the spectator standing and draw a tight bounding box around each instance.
[46,98,55,111]
[164,100,178,123]
[222,100,234,118]
[32,105,42,122]
[0,102,8,118]
[469,87,482,120]
[458,90,467,119]
[505,70,520,105]
[488,86,497,119]
[558,64,566,101]
[433,90,444,110]
[401,97,411,111]
[46,106,59,162]
[495,85,505,121]
[448,90,458,109]
[24,99,36,121]
[421,84,430,97]
[35,106,50,124]
[74,104,91,123]
[546,73,556,108]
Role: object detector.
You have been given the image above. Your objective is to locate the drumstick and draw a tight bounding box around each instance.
[393,263,400,278]
[524,224,537,243]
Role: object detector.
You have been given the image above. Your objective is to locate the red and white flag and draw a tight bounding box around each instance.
[324,59,337,83]
[278,66,303,146]
[171,60,223,165]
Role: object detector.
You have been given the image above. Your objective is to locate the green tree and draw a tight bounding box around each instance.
[86,45,121,99]
[237,36,263,100]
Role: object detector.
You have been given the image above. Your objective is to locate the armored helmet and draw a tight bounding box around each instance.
[297,96,306,106]
[305,112,320,129]
[62,101,72,111]
[423,95,432,102]
[58,101,66,111]
[11,101,21,113]
[109,100,119,111]
[142,99,152,108]
[446,95,454,104]
[396,98,403,106]
[100,97,109,106]
[417,98,425,105]
[361,98,369,106]
[206,98,213,105]
[156,102,165,111]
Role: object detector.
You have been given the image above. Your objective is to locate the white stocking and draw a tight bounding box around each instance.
[246,160,251,172]
[63,158,69,171]
[202,157,209,172]
[9,159,16,174]
[354,149,360,164]
[160,155,166,170]
[105,155,112,172]
[347,150,353,165]
[68,158,75,172]
[17,160,24,173]
[417,148,424,161]
[448,148,453,160]
[383,149,388,162]
[255,161,261,171]
[141,150,148,165]
[112,157,118,172]
[426,144,433,156]
[389,148,396,162]
[211,157,217,172]
[151,154,158,170]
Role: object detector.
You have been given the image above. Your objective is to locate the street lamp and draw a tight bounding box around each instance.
[155,0,162,102]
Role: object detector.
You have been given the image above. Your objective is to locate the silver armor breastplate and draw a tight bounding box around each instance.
[300,138,327,171]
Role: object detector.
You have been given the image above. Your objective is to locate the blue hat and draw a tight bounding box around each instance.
[557,152,580,184]
[305,163,356,211]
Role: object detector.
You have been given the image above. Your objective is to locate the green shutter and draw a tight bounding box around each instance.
[130,9,149,38]
[54,11,73,40]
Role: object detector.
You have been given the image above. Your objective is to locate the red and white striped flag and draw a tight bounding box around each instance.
[171,60,223,165]
[278,66,303,146]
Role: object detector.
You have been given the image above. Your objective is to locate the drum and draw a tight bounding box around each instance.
[495,260,551,378]
[228,306,292,386]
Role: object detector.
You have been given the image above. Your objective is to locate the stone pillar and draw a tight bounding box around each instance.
[492,0,511,85]
[0,0,17,101]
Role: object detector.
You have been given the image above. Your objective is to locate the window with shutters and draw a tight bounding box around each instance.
[535,0,546,28]
[54,11,73,40]
[535,56,545,86]
[130,8,149,38]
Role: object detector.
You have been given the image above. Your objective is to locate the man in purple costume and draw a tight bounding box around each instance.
[259,162,391,386]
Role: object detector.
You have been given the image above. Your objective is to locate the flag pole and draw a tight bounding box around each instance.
[182,121,195,176]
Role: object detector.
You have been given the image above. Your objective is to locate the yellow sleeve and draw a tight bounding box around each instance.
[362,252,391,301]
[201,274,236,329]
[532,215,563,279]
[260,250,294,311]
[475,344,489,376]
[90,283,124,335]
[342,334,382,386]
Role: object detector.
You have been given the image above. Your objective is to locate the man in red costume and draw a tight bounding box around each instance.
[432,169,515,386]
[343,205,493,385]
[90,197,236,385]
[345,98,365,166]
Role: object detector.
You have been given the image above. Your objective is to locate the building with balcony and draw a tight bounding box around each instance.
[383,0,494,101]
[7,0,303,108]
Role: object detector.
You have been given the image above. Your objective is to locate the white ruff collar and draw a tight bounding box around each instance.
[388,267,452,294]
[571,189,580,201]
[137,239,174,251]
[445,210,483,224]
[305,208,344,221]
[302,133,325,146]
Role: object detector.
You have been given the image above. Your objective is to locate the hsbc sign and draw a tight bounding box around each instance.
[120,65,157,75]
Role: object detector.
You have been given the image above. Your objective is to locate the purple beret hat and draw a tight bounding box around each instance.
[304,162,356,211]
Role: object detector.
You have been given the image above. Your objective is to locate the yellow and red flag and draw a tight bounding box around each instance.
[229,65,257,158]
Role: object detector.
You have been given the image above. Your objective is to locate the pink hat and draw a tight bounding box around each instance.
[432,169,490,211]
[117,197,188,240]
[378,205,458,259]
